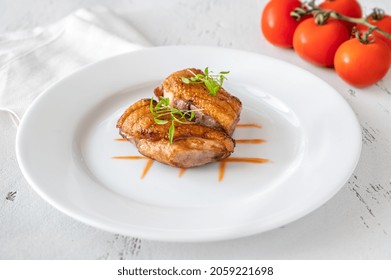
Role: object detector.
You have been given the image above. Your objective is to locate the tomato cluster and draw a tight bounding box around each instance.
[261,0,391,87]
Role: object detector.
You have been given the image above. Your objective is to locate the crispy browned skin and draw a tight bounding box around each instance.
[116,99,235,168]
[154,68,242,135]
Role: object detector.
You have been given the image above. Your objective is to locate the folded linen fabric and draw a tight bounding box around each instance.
[0,6,151,126]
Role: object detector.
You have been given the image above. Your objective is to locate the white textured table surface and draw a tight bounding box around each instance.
[1,0,391,259]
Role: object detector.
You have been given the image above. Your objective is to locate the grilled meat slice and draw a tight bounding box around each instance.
[116,99,235,168]
[154,68,242,136]
[117,99,161,143]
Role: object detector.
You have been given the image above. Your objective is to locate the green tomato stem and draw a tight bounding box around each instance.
[291,2,391,40]
[329,11,391,40]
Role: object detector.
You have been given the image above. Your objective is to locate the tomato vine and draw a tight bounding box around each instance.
[291,0,391,41]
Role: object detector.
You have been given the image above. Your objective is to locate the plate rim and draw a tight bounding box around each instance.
[15,45,362,242]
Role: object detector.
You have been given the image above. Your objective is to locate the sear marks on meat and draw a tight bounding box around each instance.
[154,68,242,136]
[116,99,235,168]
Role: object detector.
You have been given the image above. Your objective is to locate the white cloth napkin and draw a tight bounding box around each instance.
[0,6,151,126]
[0,7,152,254]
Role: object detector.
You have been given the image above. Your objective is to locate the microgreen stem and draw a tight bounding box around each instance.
[149,97,198,144]
[181,67,230,96]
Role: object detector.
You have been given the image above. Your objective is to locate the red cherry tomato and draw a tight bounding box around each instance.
[357,14,391,51]
[261,0,303,48]
[293,18,350,67]
[319,0,362,18]
[334,38,391,87]
[319,0,362,30]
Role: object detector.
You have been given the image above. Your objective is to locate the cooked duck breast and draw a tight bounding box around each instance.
[116,99,235,168]
[154,68,242,135]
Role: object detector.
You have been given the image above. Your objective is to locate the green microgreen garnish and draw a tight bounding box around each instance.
[149,97,197,144]
[181,67,230,96]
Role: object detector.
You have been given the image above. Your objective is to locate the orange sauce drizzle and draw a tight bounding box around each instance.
[178,168,186,177]
[114,138,126,142]
[235,139,265,144]
[141,159,154,179]
[237,123,262,128]
[113,156,269,181]
[217,157,269,181]
[112,155,153,179]
[218,161,226,182]
[222,157,270,163]
[112,156,144,160]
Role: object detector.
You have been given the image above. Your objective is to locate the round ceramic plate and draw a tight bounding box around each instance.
[16,46,361,242]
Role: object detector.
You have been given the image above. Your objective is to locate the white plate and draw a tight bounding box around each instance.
[16,46,361,242]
